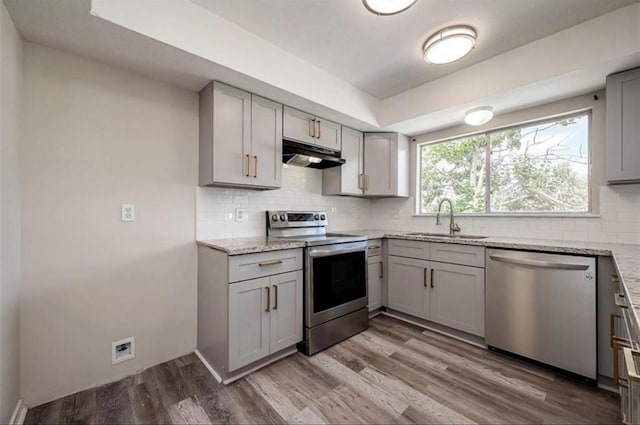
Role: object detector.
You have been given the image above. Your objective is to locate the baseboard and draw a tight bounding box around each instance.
[381,310,487,349]
[222,348,297,385]
[9,399,27,425]
[194,350,222,384]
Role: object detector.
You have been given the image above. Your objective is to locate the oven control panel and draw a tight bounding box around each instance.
[267,210,328,228]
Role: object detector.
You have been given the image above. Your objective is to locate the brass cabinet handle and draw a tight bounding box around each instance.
[259,260,283,267]
[623,347,640,383]
[317,120,321,139]
[430,268,435,288]
[379,261,383,278]
[265,287,270,313]
[309,119,316,138]
[611,314,622,348]
[253,155,258,178]
[615,292,629,309]
[273,285,278,310]
[612,275,620,284]
[613,339,631,386]
[245,154,251,177]
[423,268,427,287]
[358,174,364,189]
[314,120,320,139]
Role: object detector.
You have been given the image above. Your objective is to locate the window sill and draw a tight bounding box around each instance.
[412,213,601,219]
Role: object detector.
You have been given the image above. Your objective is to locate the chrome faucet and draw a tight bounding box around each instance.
[436,198,461,235]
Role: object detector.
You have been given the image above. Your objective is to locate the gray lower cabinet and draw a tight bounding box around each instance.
[228,270,303,371]
[198,246,303,383]
[387,241,486,337]
[388,256,430,319]
[367,254,383,311]
[429,261,485,337]
[607,67,640,184]
[228,276,270,371]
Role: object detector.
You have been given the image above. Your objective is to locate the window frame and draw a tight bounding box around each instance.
[415,110,593,216]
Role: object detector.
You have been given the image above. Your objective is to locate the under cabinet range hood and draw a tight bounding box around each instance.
[282,140,345,169]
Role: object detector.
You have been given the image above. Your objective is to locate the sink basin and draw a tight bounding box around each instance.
[404,232,489,240]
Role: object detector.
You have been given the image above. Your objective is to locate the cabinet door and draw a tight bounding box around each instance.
[251,95,282,188]
[315,119,342,151]
[322,127,363,195]
[367,255,383,311]
[228,277,271,372]
[388,256,430,319]
[429,261,485,337]
[364,133,396,196]
[212,82,252,186]
[607,67,640,183]
[269,271,303,353]
[283,106,316,146]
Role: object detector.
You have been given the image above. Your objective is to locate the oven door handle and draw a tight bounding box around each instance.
[308,246,367,258]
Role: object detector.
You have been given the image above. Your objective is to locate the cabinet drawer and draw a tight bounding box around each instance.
[430,243,485,268]
[388,239,430,260]
[229,249,303,283]
[368,239,382,257]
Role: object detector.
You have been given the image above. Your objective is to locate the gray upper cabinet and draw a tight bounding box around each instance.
[283,106,342,151]
[607,67,640,184]
[251,95,283,188]
[322,126,364,196]
[363,133,410,197]
[199,81,282,189]
[316,119,341,151]
[323,130,410,198]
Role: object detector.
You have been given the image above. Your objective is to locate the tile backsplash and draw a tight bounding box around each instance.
[196,165,371,240]
[197,167,640,244]
[366,185,640,244]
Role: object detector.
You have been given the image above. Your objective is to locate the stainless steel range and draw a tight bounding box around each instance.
[267,210,369,355]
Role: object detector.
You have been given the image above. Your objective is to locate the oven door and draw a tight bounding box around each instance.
[306,241,368,327]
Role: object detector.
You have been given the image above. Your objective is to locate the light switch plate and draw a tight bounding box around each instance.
[121,204,135,222]
[235,208,246,222]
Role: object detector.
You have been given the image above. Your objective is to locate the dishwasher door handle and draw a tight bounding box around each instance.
[489,255,590,271]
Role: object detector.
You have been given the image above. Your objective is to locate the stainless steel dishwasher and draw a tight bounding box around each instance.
[486,249,596,379]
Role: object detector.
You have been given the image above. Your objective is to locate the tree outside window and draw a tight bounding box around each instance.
[419,113,590,214]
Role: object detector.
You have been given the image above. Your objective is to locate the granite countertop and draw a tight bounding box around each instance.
[197,237,306,255]
[338,229,617,255]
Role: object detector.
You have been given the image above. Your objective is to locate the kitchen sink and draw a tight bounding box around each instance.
[404,232,489,240]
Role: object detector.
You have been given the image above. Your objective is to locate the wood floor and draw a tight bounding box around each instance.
[25,315,620,424]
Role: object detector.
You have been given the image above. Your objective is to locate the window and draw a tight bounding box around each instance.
[418,113,590,214]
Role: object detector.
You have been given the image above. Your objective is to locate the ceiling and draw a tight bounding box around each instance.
[191,0,637,99]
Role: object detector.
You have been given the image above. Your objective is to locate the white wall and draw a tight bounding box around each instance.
[197,165,371,240]
[0,2,22,422]
[20,43,198,406]
[368,92,640,244]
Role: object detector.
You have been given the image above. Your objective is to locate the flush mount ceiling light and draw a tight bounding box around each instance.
[464,106,494,126]
[423,26,476,64]
[362,0,417,15]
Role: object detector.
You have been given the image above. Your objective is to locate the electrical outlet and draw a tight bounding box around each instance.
[235,208,246,222]
[112,337,135,365]
[121,204,135,222]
